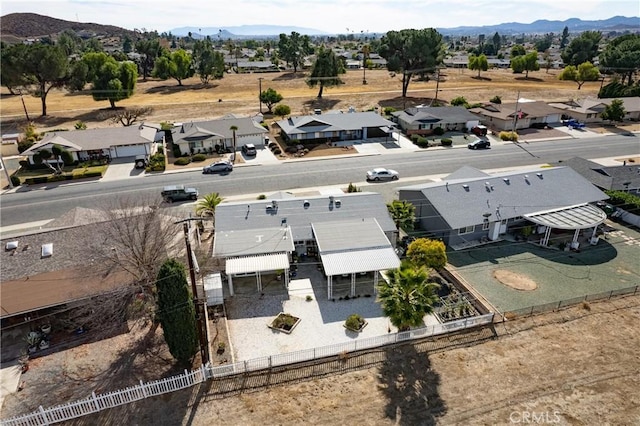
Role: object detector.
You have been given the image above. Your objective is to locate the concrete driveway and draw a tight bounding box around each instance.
[101,157,145,181]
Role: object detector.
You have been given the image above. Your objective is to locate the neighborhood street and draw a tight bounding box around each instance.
[1,133,638,228]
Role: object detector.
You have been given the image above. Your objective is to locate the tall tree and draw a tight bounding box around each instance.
[278,31,311,73]
[84,52,137,108]
[560,26,569,49]
[492,32,501,53]
[379,28,444,97]
[378,261,440,331]
[56,30,82,56]
[156,259,198,367]
[600,99,626,123]
[406,238,447,270]
[387,200,415,232]
[153,49,194,86]
[599,34,640,86]
[561,31,602,66]
[558,62,600,90]
[468,53,489,78]
[21,44,71,116]
[306,45,345,98]
[259,87,283,113]
[510,44,526,58]
[192,39,225,84]
[135,38,161,80]
[511,51,540,78]
[0,43,30,95]
[230,125,238,162]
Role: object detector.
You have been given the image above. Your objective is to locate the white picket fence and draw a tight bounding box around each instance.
[1,313,495,426]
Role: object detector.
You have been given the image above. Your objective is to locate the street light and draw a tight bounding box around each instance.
[258,77,264,114]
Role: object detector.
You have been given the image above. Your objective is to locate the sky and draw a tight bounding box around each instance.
[1,0,638,34]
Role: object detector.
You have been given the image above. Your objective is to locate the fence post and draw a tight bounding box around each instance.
[635,285,638,296]
[530,306,534,317]
[38,406,50,425]
[91,391,100,411]
[200,363,208,381]
[609,290,614,299]
[557,300,561,311]
[140,380,147,398]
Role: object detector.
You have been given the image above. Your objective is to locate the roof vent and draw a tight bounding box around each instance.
[335,199,341,207]
[41,243,53,258]
[503,178,510,184]
[462,184,470,191]
[536,173,543,179]
[303,200,310,209]
[329,195,334,203]
[5,241,18,251]
[272,200,278,209]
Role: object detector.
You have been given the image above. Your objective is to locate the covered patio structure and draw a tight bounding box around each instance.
[525,203,608,249]
[212,227,295,295]
[312,219,401,299]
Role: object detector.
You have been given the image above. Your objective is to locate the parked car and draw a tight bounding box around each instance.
[241,143,257,156]
[203,160,233,174]
[134,155,149,169]
[471,125,488,136]
[366,168,399,181]
[161,185,198,203]
[467,139,491,150]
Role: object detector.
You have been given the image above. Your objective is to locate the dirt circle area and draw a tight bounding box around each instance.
[493,269,538,291]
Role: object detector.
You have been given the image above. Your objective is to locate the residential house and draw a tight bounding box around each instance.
[552,157,640,196]
[391,106,481,136]
[213,192,400,299]
[275,111,397,144]
[172,115,268,156]
[21,126,161,164]
[469,100,562,131]
[397,166,609,250]
[236,60,279,73]
[549,97,640,123]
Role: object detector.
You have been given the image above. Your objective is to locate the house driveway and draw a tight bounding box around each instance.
[223,263,439,362]
[101,157,145,181]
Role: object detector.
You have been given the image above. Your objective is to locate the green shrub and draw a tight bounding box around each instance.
[273,148,282,155]
[490,95,502,104]
[410,134,420,142]
[347,183,361,193]
[499,131,519,141]
[345,314,365,331]
[10,175,21,186]
[157,145,164,154]
[192,153,207,162]
[74,121,87,130]
[383,107,397,115]
[18,140,35,153]
[416,137,430,148]
[433,127,445,136]
[172,144,182,158]
[440,138,453,146]
[174,157,191,166]
[605,190,640,211]
[257,194,266,200]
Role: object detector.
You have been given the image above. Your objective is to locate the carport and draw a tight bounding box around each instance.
[312,219,401,299]
[525,203,607,248]
[225,252,291,295]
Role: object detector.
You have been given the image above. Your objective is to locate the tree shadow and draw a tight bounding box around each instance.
[378,96,446,110]
[145,83,219,95]
[514,76,544,82]
[272,72,307,81]
[302,97,341,111]
[13,110,113,128]
[471,76,493,81]
[378,343,446,425]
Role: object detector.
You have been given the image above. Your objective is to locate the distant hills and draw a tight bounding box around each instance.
[1,12,638,41]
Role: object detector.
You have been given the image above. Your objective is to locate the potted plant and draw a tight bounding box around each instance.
[217,342,226,354]
[344,314,367,332]
[25,331,40,353]
[40,323,51,335]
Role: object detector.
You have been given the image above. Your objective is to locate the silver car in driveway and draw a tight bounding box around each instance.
[366,168,399,181]
[203,160,233,174]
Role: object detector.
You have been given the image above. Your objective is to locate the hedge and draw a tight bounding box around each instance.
[191,154,207,162]
[440,138,453,146]
[24,171,102,185]
[174,157,191,166]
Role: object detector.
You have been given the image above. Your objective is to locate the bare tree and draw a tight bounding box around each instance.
[98,107,154,127]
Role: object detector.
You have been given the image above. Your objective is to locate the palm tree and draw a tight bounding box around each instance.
[378,261,440,331]
[229,125,238,163]
[387,200,415,232]
[195,192,224,229]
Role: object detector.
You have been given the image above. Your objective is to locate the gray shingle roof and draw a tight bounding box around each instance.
[552,157,640,191]
[23,126,157,154]
[275,112,395,135]
[215,192,396,242]
[398,166,609,229]
[393,106,479,125]
[172,117,267,142]
[469,101,560,120]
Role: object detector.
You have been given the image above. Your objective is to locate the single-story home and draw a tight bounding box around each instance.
[548,97,640,123]
[172,115,268,156]
[213,192,401,299]
[275,111,397,144]
[469,100,563,131]
[397,166,609,250]
[21,125,161,164]
[552,157,640,195]
[236,60,279,73]
[391,106,481,136]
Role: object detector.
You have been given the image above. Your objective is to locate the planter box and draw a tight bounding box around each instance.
[344,320,368,333]
[268,312,301,334]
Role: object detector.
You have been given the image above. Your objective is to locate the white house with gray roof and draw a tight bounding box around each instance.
[172,115,268,156]
[275,111,397,144]
[398,166,609,250]
[213,192,400,299]
[391,106,481,136]
[22,126,161,164]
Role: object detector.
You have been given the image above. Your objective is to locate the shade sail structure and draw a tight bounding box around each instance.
[524,204,607,230]
[225,252,290,275]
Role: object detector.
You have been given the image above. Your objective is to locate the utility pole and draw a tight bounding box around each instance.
[181,221,209,364]
[258,77,264,114]
[0,153,14,189]
[512,91,520,133]
[434,68,441,103]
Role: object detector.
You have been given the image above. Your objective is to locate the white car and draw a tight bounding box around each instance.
[366,168,399,181]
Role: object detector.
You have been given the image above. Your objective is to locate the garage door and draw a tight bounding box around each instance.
[114,145,147,157]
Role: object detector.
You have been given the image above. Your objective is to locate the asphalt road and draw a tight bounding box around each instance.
[1,134,638,228]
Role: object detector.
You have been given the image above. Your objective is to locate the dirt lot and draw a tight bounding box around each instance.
[0,68,602,133]
[2,295,638,425]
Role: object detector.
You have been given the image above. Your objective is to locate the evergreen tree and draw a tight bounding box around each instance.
[307,46,345,98]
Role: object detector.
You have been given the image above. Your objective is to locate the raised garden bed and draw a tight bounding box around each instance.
[343,314,368,333]
[268,312,301,334]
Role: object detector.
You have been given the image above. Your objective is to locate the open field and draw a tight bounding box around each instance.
[0,68,601,133]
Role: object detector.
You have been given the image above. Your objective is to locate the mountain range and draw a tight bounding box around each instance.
[1,13,638,40]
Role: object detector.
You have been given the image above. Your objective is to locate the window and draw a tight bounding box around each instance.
[482,222,490,230]
[458,226,474,235]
